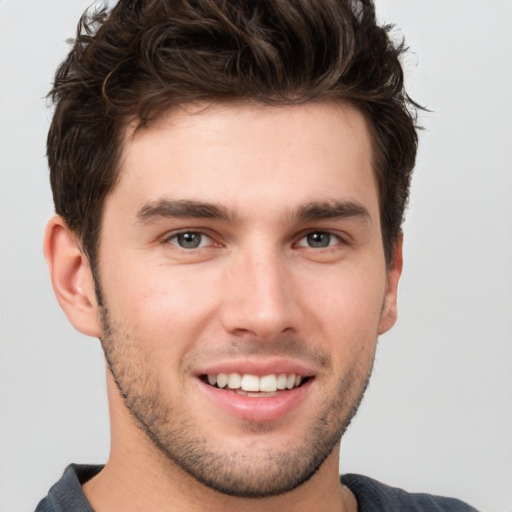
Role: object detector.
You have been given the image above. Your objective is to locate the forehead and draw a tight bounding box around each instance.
[111,101,378,221]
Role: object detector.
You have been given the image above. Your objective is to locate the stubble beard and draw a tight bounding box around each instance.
[98,303,376,498]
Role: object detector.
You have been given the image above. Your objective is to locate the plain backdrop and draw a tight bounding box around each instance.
[1,1,511,511]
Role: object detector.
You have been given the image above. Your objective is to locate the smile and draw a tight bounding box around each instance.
[196,361,315,421]
[203,372,307,396]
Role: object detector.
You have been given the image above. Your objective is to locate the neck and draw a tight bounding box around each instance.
[84,453,355,512]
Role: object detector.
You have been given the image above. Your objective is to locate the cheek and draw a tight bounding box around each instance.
[307,267,386,352]
[101,262,221,350]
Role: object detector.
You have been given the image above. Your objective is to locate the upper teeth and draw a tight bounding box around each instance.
[207,373,303,392]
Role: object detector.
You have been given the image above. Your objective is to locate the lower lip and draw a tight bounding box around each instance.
[198,379,313,422]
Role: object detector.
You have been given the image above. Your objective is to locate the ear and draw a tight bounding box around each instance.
[378,233,403,335]
[44,215,101,338]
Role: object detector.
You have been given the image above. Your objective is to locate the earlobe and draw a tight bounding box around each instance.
[378,233,403,335]
[44,216,101,338]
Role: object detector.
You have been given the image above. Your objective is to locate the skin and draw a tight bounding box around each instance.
[45,101,402,512]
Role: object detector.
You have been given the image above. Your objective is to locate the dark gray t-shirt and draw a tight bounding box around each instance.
[35,464,479,511]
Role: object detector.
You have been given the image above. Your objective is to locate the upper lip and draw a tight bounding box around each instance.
[194,358,316,378]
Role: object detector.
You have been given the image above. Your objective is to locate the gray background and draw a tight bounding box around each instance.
[1,1,511,511]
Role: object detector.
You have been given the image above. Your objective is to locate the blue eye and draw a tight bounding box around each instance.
[298,232,338,248]
[168,232,211,249]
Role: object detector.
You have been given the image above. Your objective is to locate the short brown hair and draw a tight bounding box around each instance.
[48,0,420,268]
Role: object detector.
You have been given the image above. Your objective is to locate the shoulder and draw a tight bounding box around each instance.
[340,474,480,512]
[34,464,102,512]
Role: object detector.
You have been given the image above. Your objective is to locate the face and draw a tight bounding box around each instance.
[94,102,400,497]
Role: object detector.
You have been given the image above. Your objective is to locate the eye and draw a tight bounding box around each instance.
[297,231,340,248]
[167,231,213,249]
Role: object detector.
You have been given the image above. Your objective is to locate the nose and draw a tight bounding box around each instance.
[219,247,301,341]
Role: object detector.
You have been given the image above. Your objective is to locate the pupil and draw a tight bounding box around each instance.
[178,233,201,248]
[307,232,330,248]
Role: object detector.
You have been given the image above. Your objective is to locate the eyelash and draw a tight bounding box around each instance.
[164,230,216,250]
[295,231,343,249]
[163,229,346,251]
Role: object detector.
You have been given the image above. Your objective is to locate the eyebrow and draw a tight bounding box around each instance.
[136,199,237,224]
[135,198,371,225]
[296,201,371,223]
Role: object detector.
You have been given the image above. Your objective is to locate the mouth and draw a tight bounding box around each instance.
[200,372,311,397]
[195,361,316,421]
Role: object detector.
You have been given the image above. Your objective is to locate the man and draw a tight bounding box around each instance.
[36,0,479,510]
